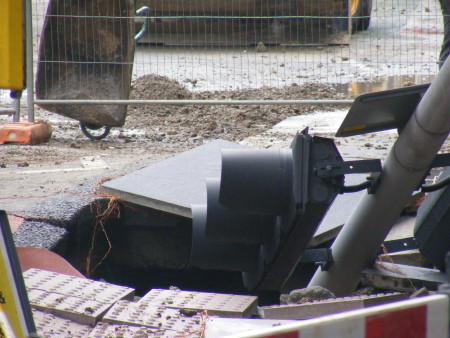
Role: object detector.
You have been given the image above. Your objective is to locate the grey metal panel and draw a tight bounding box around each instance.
[102,139,249,218]
[311,174,367,246]
[336,83,429,137]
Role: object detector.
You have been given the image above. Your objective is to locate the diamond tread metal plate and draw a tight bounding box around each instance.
[33,309,93,337]
[24,268,135,303]
[138,289,258,318]
[28,288,112,326]
[102,300,202,334]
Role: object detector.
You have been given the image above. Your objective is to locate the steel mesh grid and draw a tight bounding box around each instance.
[27,0,444,99]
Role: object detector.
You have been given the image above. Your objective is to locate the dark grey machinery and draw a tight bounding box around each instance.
[191,129,381,291]
[192,58,450,294]
[309,57,450,296]
[415,167,450,272]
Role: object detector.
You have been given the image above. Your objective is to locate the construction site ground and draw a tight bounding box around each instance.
[0,78,348,215]
[1,0,450,335]
[2,70,450,248]
[4,77,450,336]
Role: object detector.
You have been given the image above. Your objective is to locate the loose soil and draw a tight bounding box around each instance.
[0,74,349,169]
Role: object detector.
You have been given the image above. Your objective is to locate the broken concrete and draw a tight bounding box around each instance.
[287,286,336,304]
[262,293,409,320]
[24,268,262,336]
[361,263,450,292]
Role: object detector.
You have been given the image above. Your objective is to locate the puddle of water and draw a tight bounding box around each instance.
[334,75,435,98]
[271,110,348,136]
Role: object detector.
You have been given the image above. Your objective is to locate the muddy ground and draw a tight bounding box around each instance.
[0,75,349,169]
[4,73,450,220]
[0,75,356,217]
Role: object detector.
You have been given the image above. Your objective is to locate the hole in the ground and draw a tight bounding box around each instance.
[61,199,268,298]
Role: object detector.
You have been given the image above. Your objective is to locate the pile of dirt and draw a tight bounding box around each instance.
[0,75,349,168]
[126,75,348,146]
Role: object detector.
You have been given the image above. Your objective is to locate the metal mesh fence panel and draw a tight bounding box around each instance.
[130,0,442,92]
[0,0,443,105]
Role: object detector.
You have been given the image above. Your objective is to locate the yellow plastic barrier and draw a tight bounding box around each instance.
[0,0,24,91]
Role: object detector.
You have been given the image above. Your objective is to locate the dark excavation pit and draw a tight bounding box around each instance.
[58,199,267,299]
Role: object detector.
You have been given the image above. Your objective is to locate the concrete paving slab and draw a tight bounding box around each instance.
[379,249,431,268]
[102,139,249,218]
[263,298,364,319]
[262,293,408,320]
[361,263,449,292]
[271,110,348,135]
[138,288,258,318]
[385,215,416,242]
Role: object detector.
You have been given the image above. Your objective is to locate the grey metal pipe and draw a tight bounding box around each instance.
[308,58,450,296]
[0,109,16,116]
[13,97,20,122]
[33,99,353,106]
[25,0,34,123]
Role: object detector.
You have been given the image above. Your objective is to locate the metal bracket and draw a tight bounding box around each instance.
[313,159,382,178]
[430,153,450,168]
[418,153,450,192]
[379,237,419,254]
[299,248,333,271]
[313,159,382,194]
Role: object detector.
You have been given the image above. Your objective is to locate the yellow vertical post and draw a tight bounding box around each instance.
[0,0,24,91]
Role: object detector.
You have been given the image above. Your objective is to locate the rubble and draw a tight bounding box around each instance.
[24,268,135,326]
[262,293,408,320]
[361,263,449,293]
[24,268,258,336]
[24,267,446,337]
[286,286,336,304]
[4,67,450,337]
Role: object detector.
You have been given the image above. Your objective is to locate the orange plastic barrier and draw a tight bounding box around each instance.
[0,121,52,145]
